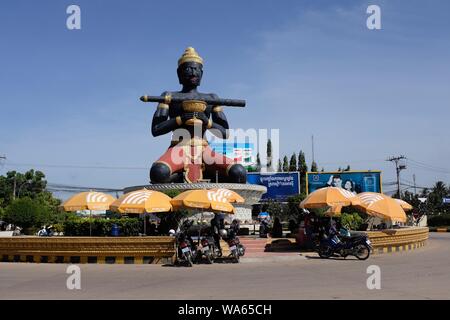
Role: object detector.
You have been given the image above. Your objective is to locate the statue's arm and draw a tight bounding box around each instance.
[151,105,178,137]
[151,92,180,137]
[210,94,230,139]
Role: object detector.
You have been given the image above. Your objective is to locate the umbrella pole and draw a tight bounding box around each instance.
[144,213,147,236]
[199,209,203,246]
[89,210,92,237]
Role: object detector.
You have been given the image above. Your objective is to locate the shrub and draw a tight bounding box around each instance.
[428,214,450,227]
[340,212,364,230]
[63,217,141,236]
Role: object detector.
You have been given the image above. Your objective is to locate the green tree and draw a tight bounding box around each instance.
[427,181,449,215]
[256,153,261,172]
[287,193,306,220]
[277,159,282,172]
[289,153,297,172]
[265,200,289,221]
[266,139,272,171]
[282,156,289,172]
[297,151,308,194]
[311,161,318,172]
[344,165,351,171]
[0,169,48,207]
[4,197,52,231]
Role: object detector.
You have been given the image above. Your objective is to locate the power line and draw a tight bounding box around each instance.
[408,158,450,172]
[47,182,123,192]
[407,160,450,175]
[4,161,148,171]
[386,155,407,198]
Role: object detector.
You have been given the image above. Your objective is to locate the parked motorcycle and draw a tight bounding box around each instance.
[220,227,245,263]
[318,228,372,260]
[37,225,53,237]
[175,220,195,267]
[195,235,221,264]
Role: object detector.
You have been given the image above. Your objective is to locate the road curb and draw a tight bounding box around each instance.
[0,254,173,264]
[429,227,449,232]
[372,241,426,254]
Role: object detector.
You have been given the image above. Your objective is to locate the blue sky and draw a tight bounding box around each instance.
[1,0,449,197]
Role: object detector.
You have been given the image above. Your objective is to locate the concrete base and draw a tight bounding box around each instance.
[124,183,267,223]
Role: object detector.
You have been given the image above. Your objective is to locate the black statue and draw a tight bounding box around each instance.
[141,47,247,184]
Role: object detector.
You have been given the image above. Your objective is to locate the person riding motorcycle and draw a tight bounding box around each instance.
[328,220,342,245]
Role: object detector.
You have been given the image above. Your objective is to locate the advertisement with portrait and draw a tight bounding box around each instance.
[306,171,382,194]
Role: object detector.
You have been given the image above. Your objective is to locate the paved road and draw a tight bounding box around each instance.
[1,233,449,299]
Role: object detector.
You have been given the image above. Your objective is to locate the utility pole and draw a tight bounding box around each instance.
[387,155,407,199]
[13,175,16,200]
[413,174,417,195]
[311,135,315,164]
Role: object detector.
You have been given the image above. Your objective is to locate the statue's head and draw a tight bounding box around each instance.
[177,47,203,88]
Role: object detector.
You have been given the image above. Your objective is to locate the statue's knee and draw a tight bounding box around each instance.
[150,162,171,183]
[228,164,247,183]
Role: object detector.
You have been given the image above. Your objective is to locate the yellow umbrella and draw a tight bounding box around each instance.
[208,188,245,203]
[171,189,235,213]
[60,191,116,211]
[60,191,116,236]
[110,189,172,214]
[394,199,413,211]
[324,205,343,217]
[355,192,407,223]
[300,187,360,209]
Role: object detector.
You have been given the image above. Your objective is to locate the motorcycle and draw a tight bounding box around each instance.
[221,228,246,263]
[37,226,53,237]
[175,221,196,267]
[318,228,372,260]
[195,235,221,264]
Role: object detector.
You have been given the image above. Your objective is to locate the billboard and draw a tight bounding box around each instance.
[209,142,256,170]
[306,171,382,194]
[247,172,300,201]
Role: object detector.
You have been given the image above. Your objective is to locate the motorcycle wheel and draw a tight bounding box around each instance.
[205,251,213,264]
[318,245,333,259]
[232,250,240,263]
[185,252,193,267]
[355,244,370,260]
[238,244,246,257]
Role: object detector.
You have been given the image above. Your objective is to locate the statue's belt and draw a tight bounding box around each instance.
[170,138,208,147]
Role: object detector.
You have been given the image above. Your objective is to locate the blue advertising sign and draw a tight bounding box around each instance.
[443,198,450,204]
[247,172,300,201]
[306,171,382,194]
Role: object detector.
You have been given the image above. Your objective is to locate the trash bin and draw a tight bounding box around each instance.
[111,224,120,237]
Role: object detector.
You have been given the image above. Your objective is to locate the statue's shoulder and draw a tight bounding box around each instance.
[206,93,219,99]
[160,91,177,97]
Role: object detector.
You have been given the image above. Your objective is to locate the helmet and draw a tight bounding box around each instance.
[168,229,176,236]
[219,229,228,238]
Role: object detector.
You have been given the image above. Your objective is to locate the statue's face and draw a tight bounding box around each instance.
[177,62,203,87]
